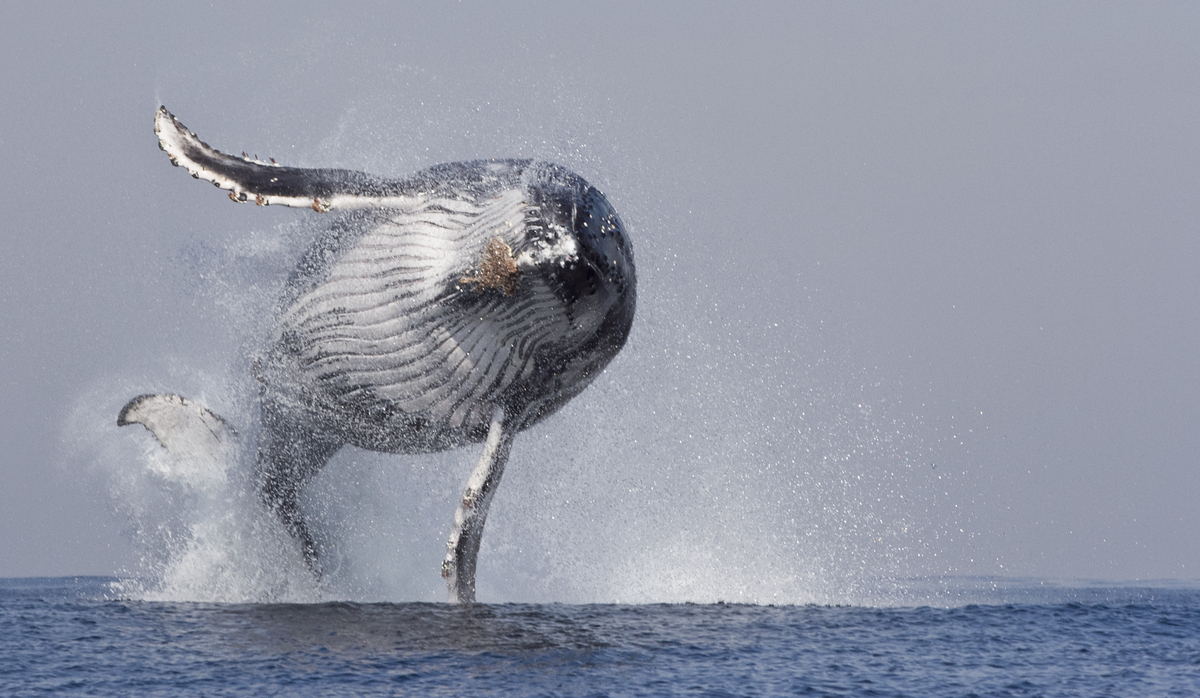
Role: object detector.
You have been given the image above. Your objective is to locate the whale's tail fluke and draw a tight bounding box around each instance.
[118,394,237,490]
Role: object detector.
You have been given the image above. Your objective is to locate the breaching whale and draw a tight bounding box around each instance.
[120,108,636,602]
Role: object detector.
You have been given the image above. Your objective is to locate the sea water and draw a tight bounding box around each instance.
[3,576,1198,696]
[40,149,1199,694]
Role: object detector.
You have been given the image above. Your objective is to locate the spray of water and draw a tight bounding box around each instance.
[67,83,951,605]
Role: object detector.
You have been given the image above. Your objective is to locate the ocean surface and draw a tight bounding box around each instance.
[3,577,1198,697]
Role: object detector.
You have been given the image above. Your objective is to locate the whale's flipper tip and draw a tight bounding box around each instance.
[153,106,194,162]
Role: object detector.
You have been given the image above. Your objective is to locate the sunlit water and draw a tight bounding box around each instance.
[4,577,1198,696]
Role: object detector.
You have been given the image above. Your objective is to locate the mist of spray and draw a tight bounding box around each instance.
[67,85,952,605]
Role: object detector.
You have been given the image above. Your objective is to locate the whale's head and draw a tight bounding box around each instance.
[518,162,637,352]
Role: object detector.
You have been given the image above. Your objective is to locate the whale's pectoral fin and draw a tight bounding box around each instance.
[155,106,407,212]
[443,405,516,604]
[255,401,343,575]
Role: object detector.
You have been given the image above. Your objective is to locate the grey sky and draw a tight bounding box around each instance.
[2,2,1198,598]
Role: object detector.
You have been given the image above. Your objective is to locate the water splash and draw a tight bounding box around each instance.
[69,266,942,606]
[68,89,952,605]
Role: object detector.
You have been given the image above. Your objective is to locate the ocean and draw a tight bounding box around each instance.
[3,576,1197,696]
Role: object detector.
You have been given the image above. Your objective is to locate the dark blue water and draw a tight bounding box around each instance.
[3,577,1198,696]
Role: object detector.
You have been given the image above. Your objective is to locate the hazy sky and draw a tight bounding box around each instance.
[2,2,1198,598]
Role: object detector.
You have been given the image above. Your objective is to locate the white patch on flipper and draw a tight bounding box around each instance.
[154,107,422,212]
[117,394,235,490]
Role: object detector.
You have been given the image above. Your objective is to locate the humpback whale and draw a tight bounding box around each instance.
[120,108,636,602]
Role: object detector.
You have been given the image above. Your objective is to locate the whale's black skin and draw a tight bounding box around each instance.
[135,108,636,602]
[261,159,634,451]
